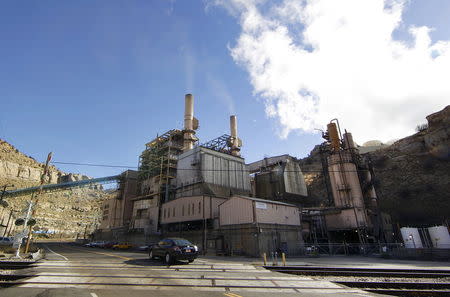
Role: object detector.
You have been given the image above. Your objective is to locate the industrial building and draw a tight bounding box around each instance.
[98,170,138,240]
[96,94,304,256]
[95,93,407,256]
[248,155,308,204]
[301,120,394,247]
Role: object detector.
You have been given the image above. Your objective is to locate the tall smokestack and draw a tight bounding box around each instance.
[183,94,197,152]
[327,123,340,152]
[343,131,356,150]
[230,115,241,156]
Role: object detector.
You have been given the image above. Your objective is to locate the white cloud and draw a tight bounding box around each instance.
[211,0,450,143]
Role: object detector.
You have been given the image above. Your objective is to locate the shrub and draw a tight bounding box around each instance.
[416,123,428,132]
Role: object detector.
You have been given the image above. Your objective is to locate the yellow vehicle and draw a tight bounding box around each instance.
[112,243,133,250]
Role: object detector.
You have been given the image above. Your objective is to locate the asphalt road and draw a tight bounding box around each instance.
[0,242,378,297]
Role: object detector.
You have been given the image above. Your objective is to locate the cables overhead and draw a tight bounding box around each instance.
[51,161,385,173]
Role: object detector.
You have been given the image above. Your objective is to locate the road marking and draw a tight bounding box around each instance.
[90,293,98,297]
[44,244,69,261]
[224,293,243,297]
[63,245,133,261]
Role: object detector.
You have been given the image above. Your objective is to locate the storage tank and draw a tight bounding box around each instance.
[427,226,450,248]
[400,227,423,249]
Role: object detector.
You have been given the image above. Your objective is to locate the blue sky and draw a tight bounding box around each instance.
[1,1,449,178]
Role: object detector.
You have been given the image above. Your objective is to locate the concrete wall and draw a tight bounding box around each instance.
[99,198,116,230]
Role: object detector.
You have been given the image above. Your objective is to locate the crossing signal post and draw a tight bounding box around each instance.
[24,152,52,254]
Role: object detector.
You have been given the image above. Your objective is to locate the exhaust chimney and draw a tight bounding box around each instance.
[343,131,356,150]
[230,115,241,156]
[183,94,197,152]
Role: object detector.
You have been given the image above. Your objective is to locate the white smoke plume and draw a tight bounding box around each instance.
[211,0,450,143]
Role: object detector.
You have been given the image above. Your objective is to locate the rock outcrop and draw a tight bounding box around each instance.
[0,139,113,237]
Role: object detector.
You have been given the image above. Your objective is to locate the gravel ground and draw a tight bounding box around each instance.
[311,275,450,283]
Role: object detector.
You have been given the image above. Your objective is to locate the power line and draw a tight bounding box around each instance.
[51,161,389,173]
[53,161,137,169]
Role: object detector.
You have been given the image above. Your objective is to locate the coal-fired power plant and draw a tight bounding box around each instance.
[95,92,409,257]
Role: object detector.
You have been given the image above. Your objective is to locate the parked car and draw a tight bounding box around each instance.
[137,245,149,251]
[84,241,96,247]
[112,243,133,250]
[0,236,13,246]
[96,241,107,248]
[149,238,198,264]
[103,241,118,249]
[84,241,104,248]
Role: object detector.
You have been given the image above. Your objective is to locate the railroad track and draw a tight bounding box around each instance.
[337,281,450,297]
[266,266,450,296]
[0,261,36,270]
[265,265,450,278]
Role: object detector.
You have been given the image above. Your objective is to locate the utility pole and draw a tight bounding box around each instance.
[0,184,14,205]
[25,152,52,253]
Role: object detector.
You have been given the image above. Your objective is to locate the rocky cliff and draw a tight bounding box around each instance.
[0,140,113,237]
[300,105,450,226]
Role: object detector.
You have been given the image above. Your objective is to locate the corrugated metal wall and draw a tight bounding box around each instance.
[176,147,251,195]
[219,197,253,226]
[160,196,227,224]
[255,202,300,226]
[283,160,308,196]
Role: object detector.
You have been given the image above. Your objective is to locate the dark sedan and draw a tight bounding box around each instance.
[149,238,198,264]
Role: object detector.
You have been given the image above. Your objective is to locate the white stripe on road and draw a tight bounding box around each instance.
[44,244,69,261]
[90,293,99,297]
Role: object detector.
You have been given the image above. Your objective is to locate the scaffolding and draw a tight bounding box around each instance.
[138,129,184,202]
[200,134,233,155]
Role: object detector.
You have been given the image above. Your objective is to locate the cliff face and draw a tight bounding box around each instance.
[0,140,112,236]
[300,105,450,226]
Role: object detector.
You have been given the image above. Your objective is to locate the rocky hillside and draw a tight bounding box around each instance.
[300,105,450,226]
[0,140,114,237]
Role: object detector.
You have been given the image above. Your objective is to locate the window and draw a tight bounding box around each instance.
[192,203,194,214]
[198,202,201,214]
[168,208,170,218]
[188,204,190,215]
[182,205,185,216]
[164,208,166,218]
[172,207,175,217]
